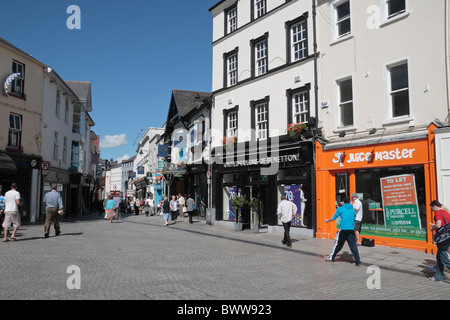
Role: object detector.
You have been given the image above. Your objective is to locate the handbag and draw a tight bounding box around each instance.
[434,211,450,245]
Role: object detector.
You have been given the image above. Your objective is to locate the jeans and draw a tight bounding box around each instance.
[282,222,291,246]
[434,242,450,281]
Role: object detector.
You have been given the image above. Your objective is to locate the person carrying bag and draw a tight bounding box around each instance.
[429,200,450,282]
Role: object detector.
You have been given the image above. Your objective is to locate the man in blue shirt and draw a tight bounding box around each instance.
[43,185,64,238]
[324,196,361,266]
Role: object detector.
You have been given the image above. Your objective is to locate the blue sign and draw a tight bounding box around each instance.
[158,145,169,157]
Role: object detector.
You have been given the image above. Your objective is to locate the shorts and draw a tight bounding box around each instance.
[4,211,21,228]
[354,220,362,232]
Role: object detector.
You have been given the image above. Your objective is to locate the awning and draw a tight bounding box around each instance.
[0,152,17,173]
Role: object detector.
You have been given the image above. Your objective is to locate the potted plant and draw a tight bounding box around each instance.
[249,197,264,233]
[221,136,237,149]
[231,194,248,231]
[287,123,308,140]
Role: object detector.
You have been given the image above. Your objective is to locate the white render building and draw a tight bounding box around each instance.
[209,0,317,232]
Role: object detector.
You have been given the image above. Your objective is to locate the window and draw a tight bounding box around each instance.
[292,21,307,61]
[71,142,80,171]
[337,78,354,127]
[287,85,311,125]
[223,106,239,139]
[388,62,409,118]
[56,90,61,118]
[293,91,309,124]
[254,0,266,19]
[53,132,59,160]
[11,61,25,97]
[387,0,405,18]
[8,113,22,148]
[63,137,68,163]
[64,99,69,122]
[256,103,268,140]
[227,111,238,137]
[224,48,239,88]
[251,33,269,77]
[226,5,237,34]
[286,15,308,63]
[335,1,351,38]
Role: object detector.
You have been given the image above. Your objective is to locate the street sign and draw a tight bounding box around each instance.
[41,161,49,171]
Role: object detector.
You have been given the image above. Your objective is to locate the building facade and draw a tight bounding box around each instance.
[314,0,449,252]
[209,0,317,232]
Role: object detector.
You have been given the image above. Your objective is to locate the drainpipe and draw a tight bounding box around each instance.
[311,0,319,237]
[445,0,450,123]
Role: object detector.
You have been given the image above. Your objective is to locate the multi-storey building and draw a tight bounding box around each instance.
[0,37,46,222]
[209,0,317,233]
[314,0,449,252]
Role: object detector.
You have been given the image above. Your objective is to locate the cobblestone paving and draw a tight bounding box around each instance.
[0,213,448,300]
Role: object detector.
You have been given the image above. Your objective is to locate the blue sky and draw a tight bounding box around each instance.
[0,0,216,162]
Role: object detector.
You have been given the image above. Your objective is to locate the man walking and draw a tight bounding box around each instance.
[324,196,361,266]
[351,193,363,244]
[3,183,21,242]
[277,195,295,248]
[43,184,64,238]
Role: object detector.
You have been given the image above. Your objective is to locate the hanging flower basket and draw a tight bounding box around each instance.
[287,123,308,140]
[221,136,237,148]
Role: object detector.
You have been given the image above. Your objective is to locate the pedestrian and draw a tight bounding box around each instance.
[43,184,64,238]
[0,193,4,235]
[134,199,140,215]
[178,193,185,218]
[429,200,450,282]
[105,195,116,223]
[162,196,170,226]
[186,195,195,224]
[170,195,178,223]
[324,196,361,266]
[144,198,151,217]
[351,193,363,244]
[277,195,295,248]
[114,194,121,220]
[3,182,21,242]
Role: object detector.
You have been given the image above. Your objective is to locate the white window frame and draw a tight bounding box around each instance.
[293,91,309,124]
[227,7,237,34]
[8,113,22,148]
[383,58,412,123]
[255,39,268,76]
[64,99,69,122]
[255,102,268,140]
[53,132,59,160]
[56,90,61,118]
[255,0,266,19]
[380,0,409,27]
[335,76,355,130]
[331,0,352,44]
[63,137,68,163]
[227,111,238,138]
[291,20,307,62]
[11,61,25,97]
[228,53,237,86]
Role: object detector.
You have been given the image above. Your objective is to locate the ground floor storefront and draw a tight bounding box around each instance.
[315,125,438,253]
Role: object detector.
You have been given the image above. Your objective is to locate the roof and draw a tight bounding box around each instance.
[168,90,211,120]
[65,81,91,101]
[0,36,47,68]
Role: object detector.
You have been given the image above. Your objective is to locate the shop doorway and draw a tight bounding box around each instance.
[335,172,349,206]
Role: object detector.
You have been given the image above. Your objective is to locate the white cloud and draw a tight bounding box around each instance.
[100,134,128,149]
[117,154,131,163]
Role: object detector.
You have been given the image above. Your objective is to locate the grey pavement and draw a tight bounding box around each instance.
[0,212,448,301]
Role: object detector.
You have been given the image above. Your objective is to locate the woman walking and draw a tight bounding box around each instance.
[162,196,170,226]
[429,200,450,282]
[105,195,116,223]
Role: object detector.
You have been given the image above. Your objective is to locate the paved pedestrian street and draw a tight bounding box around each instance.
[0,213,449,304]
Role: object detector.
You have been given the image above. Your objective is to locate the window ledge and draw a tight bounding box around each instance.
[380,11,410,28]
[330,33,353,46]
[333,126,357,133]
[382,116,414,126]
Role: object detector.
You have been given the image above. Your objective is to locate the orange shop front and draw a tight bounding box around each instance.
[315,128,438,253]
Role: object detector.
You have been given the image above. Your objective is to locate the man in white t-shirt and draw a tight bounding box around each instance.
[3,183,21,242]
[277,196,295,248]
[351,193,363,245]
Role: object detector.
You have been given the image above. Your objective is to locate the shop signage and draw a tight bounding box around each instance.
[361,174,425,241]
[332,148,416,168]
[224,154,299,168]
[284,185,304,227]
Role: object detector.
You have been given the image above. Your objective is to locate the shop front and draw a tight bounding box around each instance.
[315,125,438,253]
[213,137,314,233]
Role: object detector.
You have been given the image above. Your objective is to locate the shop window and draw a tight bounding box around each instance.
[355,165,426,241]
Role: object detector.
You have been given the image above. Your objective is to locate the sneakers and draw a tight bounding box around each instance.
[429,276,443,282]
[324,255,334,262]
[352,262,361,267]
